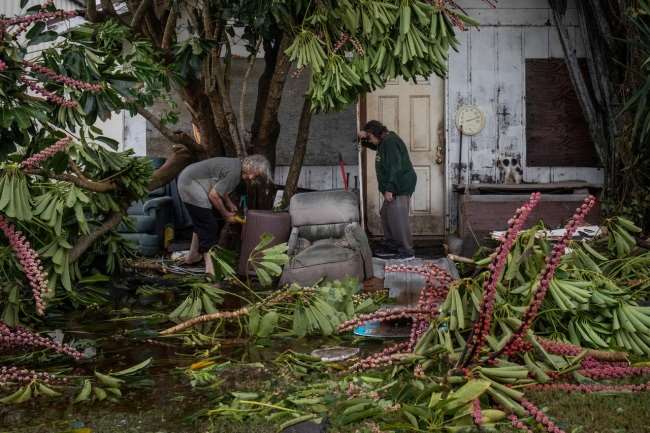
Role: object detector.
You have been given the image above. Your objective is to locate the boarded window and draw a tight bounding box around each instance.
[525,59,599,167]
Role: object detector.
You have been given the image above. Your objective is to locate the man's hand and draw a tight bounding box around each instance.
[384,191,394,202]
[224,212,238,223]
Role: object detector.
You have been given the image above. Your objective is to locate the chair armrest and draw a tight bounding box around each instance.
[345,223,374,279]
[143,196,173,215]
[287,227,300,256]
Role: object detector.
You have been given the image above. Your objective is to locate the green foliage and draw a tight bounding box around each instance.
[278,0,478,112]
[0,6,154,321]
[247,233,289,287]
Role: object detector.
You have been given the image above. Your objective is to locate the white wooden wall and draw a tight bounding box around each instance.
[274,165,360,191]
[445,0,604,231]
[0,0,79,16]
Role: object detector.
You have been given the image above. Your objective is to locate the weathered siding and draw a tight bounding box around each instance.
[0,1,78,15]
[445,0,604,232]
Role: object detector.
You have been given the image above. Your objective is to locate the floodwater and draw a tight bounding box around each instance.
[0,288,386,433]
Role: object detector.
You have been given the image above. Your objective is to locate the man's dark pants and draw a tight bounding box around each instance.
[380,195,414,256]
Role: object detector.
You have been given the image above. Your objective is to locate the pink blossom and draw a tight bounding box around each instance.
[0,321,82,360]
[0,59,6,72]
[521,399,567,433]
[19,137,71,171]
[19,77,78,108]
[0,214,48,315]
[464,192,542,363]
[508,414,535,433]
[500,195,596,358]
[23,60,103,93]
[472,399,483,426]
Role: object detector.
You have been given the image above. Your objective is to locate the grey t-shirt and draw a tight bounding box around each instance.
[178,157,242,208]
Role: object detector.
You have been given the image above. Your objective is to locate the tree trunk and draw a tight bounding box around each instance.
[250,35,291,167]
[282,97,313,207]
[148,144,195,190]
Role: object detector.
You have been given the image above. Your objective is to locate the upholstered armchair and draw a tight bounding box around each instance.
[279,190,373,286]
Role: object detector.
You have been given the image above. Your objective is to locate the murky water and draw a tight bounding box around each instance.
[0,287,387,433]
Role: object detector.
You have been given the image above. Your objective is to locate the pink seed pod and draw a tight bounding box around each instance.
[500,195,596,358]
[19,77,78,107]
[19,137,71,171]
[0,214,49,315]
[22,60,103,93]
[464,192,541,363]
[0,321,82,359]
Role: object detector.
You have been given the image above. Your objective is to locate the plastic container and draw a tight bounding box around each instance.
[238,210,291,275]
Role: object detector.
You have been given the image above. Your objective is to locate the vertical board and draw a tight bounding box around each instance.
[495,28,524,168]
[468,27,498,183]
[445,0,603,234]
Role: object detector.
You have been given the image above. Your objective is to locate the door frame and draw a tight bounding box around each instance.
[356,82,448,242]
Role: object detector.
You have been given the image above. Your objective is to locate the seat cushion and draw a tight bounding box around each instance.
[280,242,364,286]
[118,233,160,257]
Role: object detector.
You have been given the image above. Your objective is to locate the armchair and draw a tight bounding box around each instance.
[279,190,373,286]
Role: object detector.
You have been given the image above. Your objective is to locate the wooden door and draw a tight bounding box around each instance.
[364,77,445,237]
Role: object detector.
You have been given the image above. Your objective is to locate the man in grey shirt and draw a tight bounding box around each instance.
[179,154,271,275]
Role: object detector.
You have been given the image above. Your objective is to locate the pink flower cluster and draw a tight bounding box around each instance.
[20,77,77,108]
[23,61,103,93]
[521,399,567,433]
[0,214,48,315]
[337,307,431,333]
[341,264,453,372]
[0,59,6,72]
[472,399,483,426]
[0,366,65,386]
[348,341,411,372]
[531,382,650,393]
[580,357,629,369]
[0,10,78,36]
[0,321,82,360]
[578,366,650,380]
[508,414,535,433]
[19,137,71,171]
[537,337,582,356]
[502,196,597,357]
[464,192,541,363]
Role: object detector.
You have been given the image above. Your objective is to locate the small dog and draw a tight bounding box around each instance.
[498,157,524,184]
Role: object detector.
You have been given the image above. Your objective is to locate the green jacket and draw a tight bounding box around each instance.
[364,131,417,195]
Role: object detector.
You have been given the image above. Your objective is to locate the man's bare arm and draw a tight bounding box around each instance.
[208,188,235,220]
[223,193,238,213]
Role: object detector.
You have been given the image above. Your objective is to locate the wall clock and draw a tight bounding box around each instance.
[455,104,485,136]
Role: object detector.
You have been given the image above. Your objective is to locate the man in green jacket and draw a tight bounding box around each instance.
[359,120,417,259]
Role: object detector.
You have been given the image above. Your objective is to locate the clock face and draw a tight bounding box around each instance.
[455,105,485,136]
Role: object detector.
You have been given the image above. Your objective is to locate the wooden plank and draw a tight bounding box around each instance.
[524,167,552,183]
[524,26,549,58]
[496,28,524,164]
[446,30,471,232]
[457,0,578,8]
[469,27,498,183]
[466,9,551,26]
[525,59,599,167]
[454,181,601,192]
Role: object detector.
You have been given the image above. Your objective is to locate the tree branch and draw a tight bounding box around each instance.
[549,0,608,166]
[70,212,123,262]
[282,96,313,207]
[161,7,178,49]
[85,0,98,21]
[135,105,197,150]
[131,0,153,28]
[24,170,117,193]
[239,41,261,150]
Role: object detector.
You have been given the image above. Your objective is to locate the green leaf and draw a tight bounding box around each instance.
[256,311,279,337]
[256,267,273,287]
[248,308,260,335]
[112,358,152,376]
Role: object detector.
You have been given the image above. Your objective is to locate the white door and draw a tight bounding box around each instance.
[364,77,445,237]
